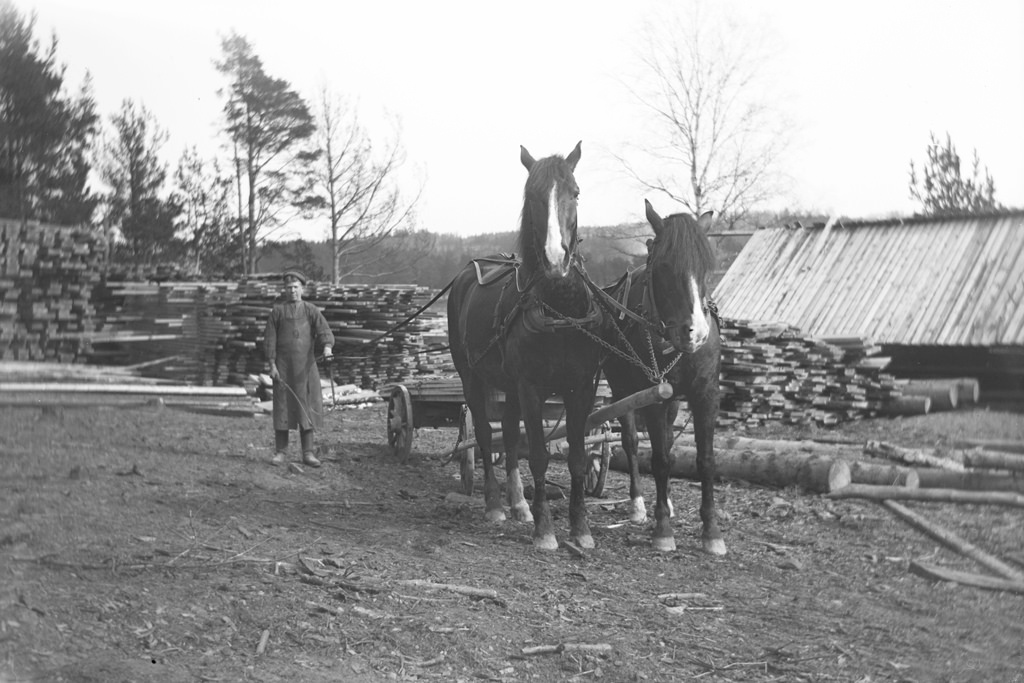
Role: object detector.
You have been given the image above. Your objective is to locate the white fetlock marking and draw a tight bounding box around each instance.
[510,501,533,522]
[575,534,595,550]
[652,536,676,553]
[534,534,558,551]
[506,470,526,507]
[704,538,727,556]
[667,498,675,518]
[629,497,647,523]
[485,509,506,524]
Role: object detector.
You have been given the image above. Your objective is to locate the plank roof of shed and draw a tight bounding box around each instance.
[713,211,1024,346]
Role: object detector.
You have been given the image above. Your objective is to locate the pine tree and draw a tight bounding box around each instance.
[216,33,318,274]
[0,0,98,224]
[96,99,180,263]
[908,132,1001,216]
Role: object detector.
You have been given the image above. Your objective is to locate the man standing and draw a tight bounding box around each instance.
[263,269,335,467]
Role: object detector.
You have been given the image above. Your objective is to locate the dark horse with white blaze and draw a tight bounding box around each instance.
[446,142,605,550]
[602,199,726,555]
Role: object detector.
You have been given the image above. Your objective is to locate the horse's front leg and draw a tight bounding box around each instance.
[501,393,532,522]
[645,404,676,552]
[617,411,646,523]
[565,386,596,549]
[519,383,556,550]
[693,394,726,556]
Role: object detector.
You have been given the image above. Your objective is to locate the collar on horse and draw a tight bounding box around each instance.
[464,252,604,368]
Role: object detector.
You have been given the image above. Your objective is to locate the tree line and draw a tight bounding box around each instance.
[0,1,1008,287]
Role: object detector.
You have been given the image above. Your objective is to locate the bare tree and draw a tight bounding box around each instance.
[615,3,789,230]
[305,87,426,284]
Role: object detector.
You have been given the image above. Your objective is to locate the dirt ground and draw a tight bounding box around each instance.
[1,400,1022,683]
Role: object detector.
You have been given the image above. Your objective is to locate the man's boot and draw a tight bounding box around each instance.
[272,430,288,465]
[300,429,320,467]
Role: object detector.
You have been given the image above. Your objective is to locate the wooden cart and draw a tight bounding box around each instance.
[385,377,673,497]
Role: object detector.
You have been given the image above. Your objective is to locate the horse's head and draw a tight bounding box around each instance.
[518,141,582,279]
[644,199,716,354]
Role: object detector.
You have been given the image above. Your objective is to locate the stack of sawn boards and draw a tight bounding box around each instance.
[0,219,103,363]
[718,319,903,426]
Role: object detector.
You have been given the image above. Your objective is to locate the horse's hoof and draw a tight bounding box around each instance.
[485,509,506,524]
[573,534,595,549]
[510,502,533,523]
[652,535,676,553]
[703,538,727,556]
[533,534,558,551]
[629,498,647,523]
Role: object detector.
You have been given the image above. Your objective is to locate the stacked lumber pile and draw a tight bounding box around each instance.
[0,220,105,362]
[718,320,905,427]
[89,279,239,385]
[215,281,450,388]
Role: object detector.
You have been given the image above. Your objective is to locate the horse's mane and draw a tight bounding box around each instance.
[650,213,717,286]
[516,155,576,274]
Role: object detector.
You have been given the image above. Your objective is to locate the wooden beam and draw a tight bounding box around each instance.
[827,483,1024,508]
[880,500,1024,582]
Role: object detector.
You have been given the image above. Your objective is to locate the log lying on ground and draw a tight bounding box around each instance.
[954,377,980,404]
[609,446,853,494]
[717,435,864,458]
[879,395,930,416]
[914,468,1024,493]
[827,483,1024,508]
[901,379,959,411]
[880,500,1024,583]
[909,561,1024,594]
[961,448,1024,472]
[610,440,1024,493]
[864,440,964,471]
[953,438,1024,456]
[849,462,919,488]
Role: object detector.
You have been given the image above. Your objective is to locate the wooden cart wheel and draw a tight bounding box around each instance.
[459,406,476,495]
[387,385,414,462]
[585,423,612,497]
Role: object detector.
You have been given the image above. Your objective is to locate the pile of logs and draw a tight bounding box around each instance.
[609,435,1024,496]
[0,219,105,363]
[894,377,981,414]
[608,433,1024,592]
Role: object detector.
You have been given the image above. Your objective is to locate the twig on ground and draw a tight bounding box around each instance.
[255,629,270,656]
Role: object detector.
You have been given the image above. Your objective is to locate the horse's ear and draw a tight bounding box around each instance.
[566,141,582,171]
[645,199,665,235]
[521,145,535,171]
[697,210,715,233]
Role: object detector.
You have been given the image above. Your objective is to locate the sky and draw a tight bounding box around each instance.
[23,0,1024,239]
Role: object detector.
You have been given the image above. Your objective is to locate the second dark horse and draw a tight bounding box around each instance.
[447,142,605,550]
[602,199,727,555]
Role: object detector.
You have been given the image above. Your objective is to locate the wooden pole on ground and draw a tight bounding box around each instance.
[827,483,1024,508]
[909,561,1024,594]
[880,500,1024,583]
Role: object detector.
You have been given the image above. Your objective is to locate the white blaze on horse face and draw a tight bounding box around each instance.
[545,183,569,276]
[689,275,709,349]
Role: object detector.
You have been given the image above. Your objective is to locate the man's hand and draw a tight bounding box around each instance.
[323,346,333,359]
[269,363,280,380]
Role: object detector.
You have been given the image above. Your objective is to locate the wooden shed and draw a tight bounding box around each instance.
[713,211,1024,405]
